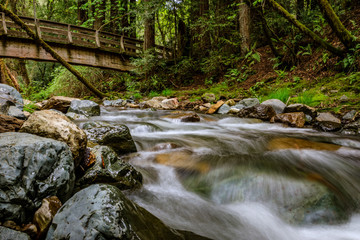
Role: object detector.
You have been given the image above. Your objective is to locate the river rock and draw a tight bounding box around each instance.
[0,83,23,110]
[42,96,78,113]
[0,226,30,240]
[67,99,100,117]
[141,99,162,109]
[238,104,276,121]
[7,105,26,119]
[233,98,260,110]
[218,104,231,114]
[0,93,15,115]
[284,104,317,120]
[315,112,342,132]
[228,108,240,114]
[103,99,126,107]
[343,110,357,121]
[225,99,236,106]
[341,120,360,135]
[201,93,216,103]
[261,99,286,114]
[20,110,87,167]
[206,100,224,114]
[33,196,62,239]
[162,112,201,122]
[0,132,75,223]
[46,184,198,240]
[65,111,89,120]
[161,98,179,110]
[0,114,24,133]
[83,122,137,155]
[77,145,142,190]
[271,112,306,128]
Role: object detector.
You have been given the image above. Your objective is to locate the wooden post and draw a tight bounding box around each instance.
[120,35,125,52]
[67,24,73,44]
[35,19,41,38]
[1,13,7,35]
[95,30,101,48]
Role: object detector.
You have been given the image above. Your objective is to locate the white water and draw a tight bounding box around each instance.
[86,109,360,240]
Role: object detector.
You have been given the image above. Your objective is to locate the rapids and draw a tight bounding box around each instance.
[80,108,360,240]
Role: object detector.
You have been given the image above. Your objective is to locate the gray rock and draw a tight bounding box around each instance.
[0,226,30,240]
[0,132,75,223]
[83,122,137,155]
[315,112,342,132]
[103,99,126,107]
[217,104,231,114]
[339,95,349,102]
[233,98,260,110]
[284,104,317,119]
[201,93,216,103]
[261,99,286,114]
[343,110,357,121]
[341,120,360,135]
[0,84,23,110]
[66,111,88,120]
[46,184,190,240]
[0,94,15,115]
[67,100,100,117]
[238,104,276,121]
[77,145,142,190]
[7,106,26,119]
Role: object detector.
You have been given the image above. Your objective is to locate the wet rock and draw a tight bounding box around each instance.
[0,94,15,115]
[141,99,162,109]
[217,104,231,114]
[0,114,24,133]
[233,98,260,110]
[42,96,78,113]
[315,112,342,132]
[67,100,100,117]
[0,84,23,110]
[199,106,209,112]
[267,138,341,151]
[284,104,317,119]
[224,99,236,106]
[65,111,89,120]
[0,132,75,223]
[83,122,137,155]
[228,108,240,114]
[150,142,181,151]
[201,93,216,103]
[21,224,38,239]
[341,120,360,135]
[33,196,62,239]
[271,112,306,128]
[238,104,276,121]
[3,220,21,231]
[7,105,26,119]
[77,145,142,190]
[162,112,201,122]
[261,99,286,114]
[343,110,357,121]
[0,226,30,240]
[155,150,210,173]
[126,103,140,108]
[206,100,225,114]
[161,98,179,110]
[20,110,87,167]
[103,99,126,107]
[46,184,193,240]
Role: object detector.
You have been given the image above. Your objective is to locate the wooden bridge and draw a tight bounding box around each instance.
[0,13,168,71]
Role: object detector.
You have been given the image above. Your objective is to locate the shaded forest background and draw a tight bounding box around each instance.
[0,0,359,112]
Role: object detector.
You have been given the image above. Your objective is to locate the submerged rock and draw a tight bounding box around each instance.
[83,122,137,155]
[77,145,142,190]
[0,132,75,223]
[267,138,341,151]
[162,112,201,122]
[20,110,87,167]
[46,184,206,240]
[67,99,100,117]
[238,104,276,121]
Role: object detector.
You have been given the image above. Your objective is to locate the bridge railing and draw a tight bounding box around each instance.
[0,13,171,58]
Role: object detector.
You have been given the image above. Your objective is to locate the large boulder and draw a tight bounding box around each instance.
[20,110,87,167]
[261,99,286,114]
[315,112,342,132]
[238,104,276,121]
[0,114,24,133]
[67,99,100,117]
[83,122,137,155]
[46,184,206,240]
[0,83,23,110]
[233,98,260,110]
[42,96,78,113]
[0,132,75,223]
[271,112,306,128]
[0,226,30,240]
[77,145,142,190]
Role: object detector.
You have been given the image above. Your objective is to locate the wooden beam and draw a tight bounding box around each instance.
[1,12,7,35]
[67,24,73,44]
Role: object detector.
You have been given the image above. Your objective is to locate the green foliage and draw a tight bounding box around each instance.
[23,102,39,114]
[266,88,291,103]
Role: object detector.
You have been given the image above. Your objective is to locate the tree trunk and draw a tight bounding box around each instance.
[18,59,30,86]
[239,0,251,55]
[129,0,136,38]
[267,0,344,57]
[78,0,88,24]
[143,0,155,50]
[0,4,107,98]
[93,0,106,30]
[317,0,357,49]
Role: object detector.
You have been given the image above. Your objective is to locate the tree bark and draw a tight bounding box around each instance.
[267,0,344,57]
[317,0,357,49]
[239,0,251,55]
[78,0,88,24]
[0,4,107,98]
[93,0,106,30]
[143,0,155,50]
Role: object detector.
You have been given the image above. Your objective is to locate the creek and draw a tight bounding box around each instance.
[81,108,360,240]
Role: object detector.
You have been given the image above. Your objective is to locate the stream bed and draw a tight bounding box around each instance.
[80,108,360,240]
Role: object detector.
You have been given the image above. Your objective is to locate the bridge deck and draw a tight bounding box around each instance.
[0,13,169,71]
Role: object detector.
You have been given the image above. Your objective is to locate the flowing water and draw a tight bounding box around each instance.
[84,108,360,240]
